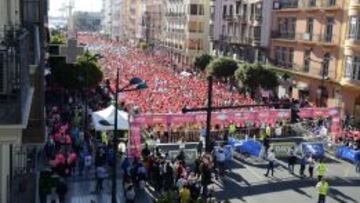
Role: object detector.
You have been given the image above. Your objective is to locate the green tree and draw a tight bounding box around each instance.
[193,53,213,71]
[50,34,66,44]
[206,57,238,79]
[75,51,104,89]
[139,42,149,51]
[49,51,103,89]
[235,63,279,97]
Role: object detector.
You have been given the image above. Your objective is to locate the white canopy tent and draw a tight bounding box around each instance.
[92,105,129,131]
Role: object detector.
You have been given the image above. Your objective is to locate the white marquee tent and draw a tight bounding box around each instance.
[92,105,129,131]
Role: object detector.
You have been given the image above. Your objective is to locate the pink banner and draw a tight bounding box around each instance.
[128,123,141,158]
[132,110,292,126]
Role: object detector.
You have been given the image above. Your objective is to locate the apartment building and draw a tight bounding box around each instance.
[210,0,273,63]
[270,0,346,108]
[0,0,48,202]
[102,0,122,40]
[121,0,148,43]
[162,0,210,65]
[144,0,165,45]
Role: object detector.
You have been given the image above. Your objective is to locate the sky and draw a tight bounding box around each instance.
[49,0,102,17]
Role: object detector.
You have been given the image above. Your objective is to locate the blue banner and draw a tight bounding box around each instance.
[302,142,325,158]
[336,146,360,163]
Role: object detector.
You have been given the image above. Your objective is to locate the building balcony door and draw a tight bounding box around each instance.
[354,96,360,117]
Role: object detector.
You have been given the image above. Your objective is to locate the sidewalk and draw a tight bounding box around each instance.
[66,177,153,203]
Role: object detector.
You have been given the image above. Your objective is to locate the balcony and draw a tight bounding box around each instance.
[275,0,343,12]
[224,14,235,21]
[0,26,33,125]
[272,31,296,41]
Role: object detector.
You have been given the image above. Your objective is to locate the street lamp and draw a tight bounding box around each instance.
[112,68,147,203]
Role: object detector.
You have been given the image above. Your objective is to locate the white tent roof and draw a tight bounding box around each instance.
[92,105,129,131]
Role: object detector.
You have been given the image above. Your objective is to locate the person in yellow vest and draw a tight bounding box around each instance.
[228,123,236,135]
[316,160,327,181]
[101,131,108,145]
[265,125,272,137]
[316,178,329,203]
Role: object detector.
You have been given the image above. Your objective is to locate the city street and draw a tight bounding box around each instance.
[65,153,360,203]
[211,153,360,203]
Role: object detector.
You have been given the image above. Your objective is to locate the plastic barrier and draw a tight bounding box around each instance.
[302,142,325,158]
[214,145,233,161]
[336,146,360,163]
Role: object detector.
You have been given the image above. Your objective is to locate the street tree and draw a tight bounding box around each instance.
[206,57,238,79]
[50,51,103,90]
[235,63,279,97]
[193,53,213,71]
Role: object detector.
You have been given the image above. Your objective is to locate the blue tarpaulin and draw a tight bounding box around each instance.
[302,142,325,158]
[336,146,360,163]
[235,139,262,157]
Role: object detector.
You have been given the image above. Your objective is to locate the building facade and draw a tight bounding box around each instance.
[102,0,122,40]
[270,0,349,110]
[210,0,273,63]
[0,0,48,202]
[162,0,210,65]
[120,0,148,43]
[144,0,165,45]
[340,0,360,116]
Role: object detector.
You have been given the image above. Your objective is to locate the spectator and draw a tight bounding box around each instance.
[265,149,276,177]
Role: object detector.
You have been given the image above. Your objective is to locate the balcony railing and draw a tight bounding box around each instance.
[272,31,296,40]
[296,33,337,44]
[0,26,32,124]
[276,0,343,10]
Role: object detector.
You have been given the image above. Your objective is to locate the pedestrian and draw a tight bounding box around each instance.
[355,154,360,173]
[316,159,327,181]
[316,178,329,203]
[163,161,174,190]
[179,184,191,203]
[288,147,297,174]
[200,161,212,198]
[265,149,276,177]
[56,178,68,203]
[125,184,136,203]
[197,141,203,157]
[95,166,107,193]
[299,154,307,177]
[308,155,315,178]
[215,147,226,178]
[46,187,60,203]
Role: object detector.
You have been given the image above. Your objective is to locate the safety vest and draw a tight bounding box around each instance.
[317,163,327,176]
[318,181,329,195]
[229,124,236,134]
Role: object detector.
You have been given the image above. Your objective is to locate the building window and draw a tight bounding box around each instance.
[190,4,197,15]
[229,5,233,16]
[278,17,296,39]
[236,2,241,14]
[344,56,360,80]
[253,26,261,39]
[199,5,204,15]
[321,53,331,77]
[306,18,314,40]
[275,46,293,68]
[348,16,360,40]
[325,17,334,42]
[223,5,227,19]
[303,50,311,72]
